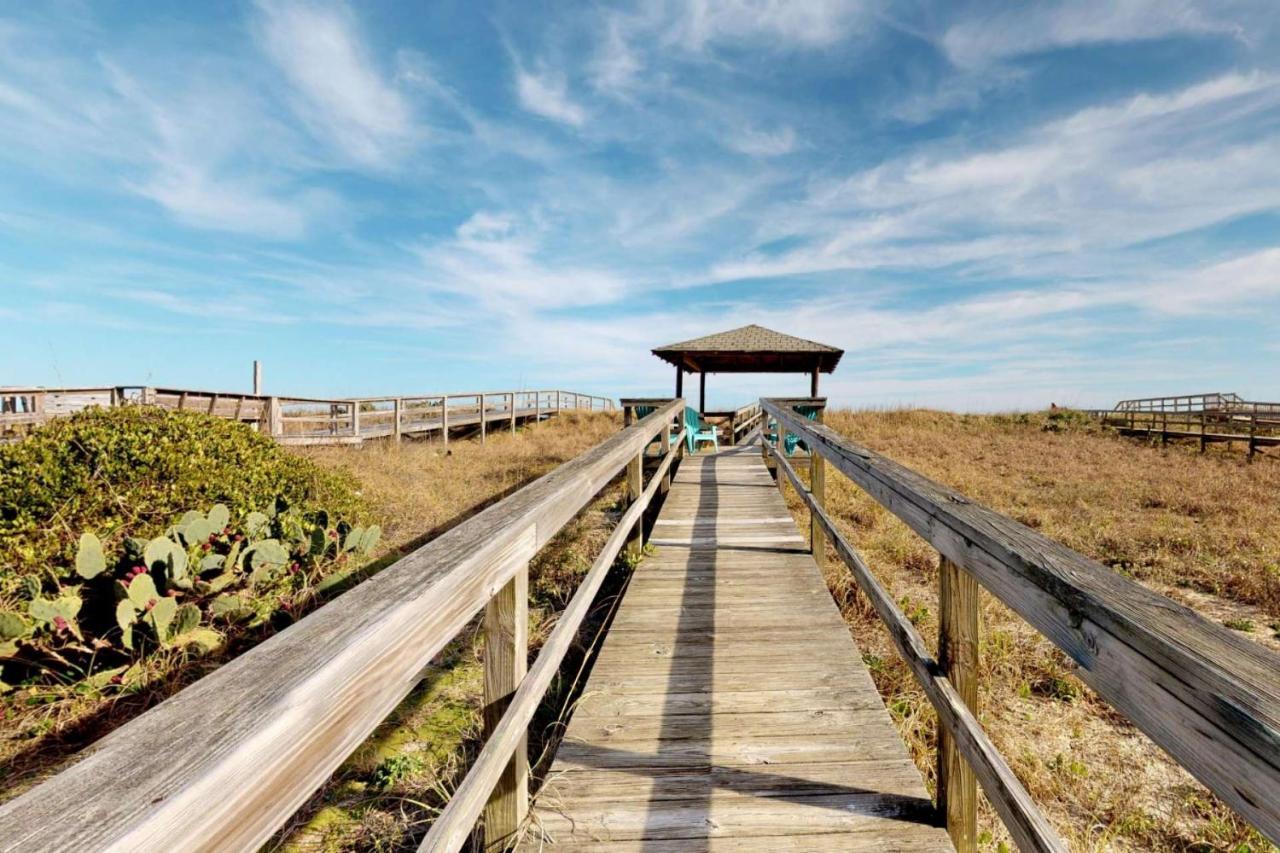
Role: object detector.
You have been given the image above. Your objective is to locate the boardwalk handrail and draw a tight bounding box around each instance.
[761,397,1280,847]
[0,399,684,852]
[0,385,616,445]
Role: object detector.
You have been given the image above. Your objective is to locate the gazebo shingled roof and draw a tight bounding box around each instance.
[652,324,843,409]
[652,324,843,374]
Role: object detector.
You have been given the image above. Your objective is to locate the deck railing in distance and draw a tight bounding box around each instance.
[0,399,685,853]
[0,386,615,445]
[1088,406,1280,459]
[761,397,1280,850]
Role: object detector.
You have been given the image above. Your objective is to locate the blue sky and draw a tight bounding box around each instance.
[2,1,1279,410]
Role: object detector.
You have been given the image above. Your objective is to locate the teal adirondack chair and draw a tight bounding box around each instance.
[767,405,819,455]
[684,406,719,453]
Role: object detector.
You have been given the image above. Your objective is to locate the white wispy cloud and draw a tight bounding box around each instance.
[253,0,417,166]
[940,0,1245,68]
[670,0,871,50]
[728,125,798,156]
[514,64,587,126]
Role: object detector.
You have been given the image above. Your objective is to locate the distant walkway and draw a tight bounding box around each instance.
[522,445,949,850]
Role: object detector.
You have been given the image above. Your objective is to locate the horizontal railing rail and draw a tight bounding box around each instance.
[0,399,684,852]
[761,397,1280,848]
[0,386,616,445]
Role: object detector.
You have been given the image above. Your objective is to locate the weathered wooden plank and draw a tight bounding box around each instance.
[770,435,1065,852]
[524,447,947,850]
[0,402,678,852]
[765,397,1280,843]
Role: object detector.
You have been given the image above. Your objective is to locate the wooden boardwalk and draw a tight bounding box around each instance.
[522,445,950,850]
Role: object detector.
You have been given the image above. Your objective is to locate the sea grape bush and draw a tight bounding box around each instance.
[0,406,363,586]
[0,500,379,691]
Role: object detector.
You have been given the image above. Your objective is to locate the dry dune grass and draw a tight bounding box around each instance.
[779,408,1280,852]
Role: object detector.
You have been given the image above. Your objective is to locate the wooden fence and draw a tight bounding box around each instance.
[1087,392,1280,458]
[0,400,684,852]
[761,398,1280,850]
[0,386,614,445]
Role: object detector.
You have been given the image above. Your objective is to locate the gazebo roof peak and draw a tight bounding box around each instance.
[652,324,843,374]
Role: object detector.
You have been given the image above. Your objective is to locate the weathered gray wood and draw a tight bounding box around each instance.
[0,401,681,852]
[938,555,979,852]
[523,447,949,850]
[421,430,681,852]
[766,397,1280,844]
[483,564,529,851]
[770,439,1065,852]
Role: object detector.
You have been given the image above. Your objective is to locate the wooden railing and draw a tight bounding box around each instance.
[0,399,683,852]
[1090,407,1280,459]
[0,386,615,445]
[761,397,1280,851]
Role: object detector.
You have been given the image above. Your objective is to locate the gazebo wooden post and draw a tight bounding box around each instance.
[675,367,683,401]
[698,372,706,415]
[810,366,819,397]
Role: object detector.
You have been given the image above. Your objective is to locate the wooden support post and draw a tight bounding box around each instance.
[776,421,788,492]
[675,367,683,400]
[1161,411,1168,446]
[482,564,529,851]
[267,397,282,437]
[253,360,261,395]
[660,415,672,496]
[626,444,644,560]
[698,372,706,415]
[810,366,819,398]
[480,394,486,444]
[441,397,450,448]
[938,555,979,852]
[535,392,541,423]
[1200,412,1207,453]
[510,393,516,435]
[351,402,361,438]
[1249,414,1257,462]
[393,398,402,443]
[810,408,826,568]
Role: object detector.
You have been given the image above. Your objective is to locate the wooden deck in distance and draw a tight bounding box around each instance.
[521,445,950,851]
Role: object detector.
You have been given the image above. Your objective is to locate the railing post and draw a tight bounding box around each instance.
[535,392,541,423]
[776,420,789,494]
[352,402,361,439]
[1249,413,1257,462]
[442,397,450,448]
[660,412,672,496]
[267,397,282,437]
[482,563,529,850]
[626,412,644,560]
[510,392,516,435]
[810,407,826,569]
[480,393,487,444]
[393,398,402,443]
[938,555,979,852]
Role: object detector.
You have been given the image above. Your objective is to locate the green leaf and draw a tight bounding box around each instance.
[245,511,270,537]
[76,533,107,579]
[149,596,178,641]
[360,525,381,555]
[115,599,138,632]
[127,573,159,608]
[309,527,327,556]
[173,604,201,637]
[210,595,248,621]
[180,517,214,548]
[0,612,30,640]
[177,627,223,655]
[248,539,290,570]
[205,572,238,593]
[144,537,172,571]
[343,526,364,553]
[207,503,230,531]
[20,576,40,600]
[200,554,226,572]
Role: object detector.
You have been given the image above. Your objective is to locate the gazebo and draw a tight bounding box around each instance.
[652,324,844,412]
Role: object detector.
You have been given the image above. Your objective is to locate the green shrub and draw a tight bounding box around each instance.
[0,406,364,591]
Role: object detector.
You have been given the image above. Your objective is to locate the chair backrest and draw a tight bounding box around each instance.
[635,405,656,419]
[684,406,702,431]
[784,404,820,455]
